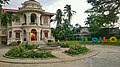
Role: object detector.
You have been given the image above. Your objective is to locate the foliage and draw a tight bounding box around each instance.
[85,13,104,33]
[0,0,10,27]
[1,41,7,45]
[65,44,89,55]
[64,5,76,23]
[58,42,69,48]
[17,41,21,45]
[0,0,19,27]
[85,0,120,34]
[9,41,18,46]
[53,22,73,40]
[22,42,39,50]
[0,0,10,6]
[53,5,76,40]
[55,9,63,26]
[1,11,20,26]
[73,23,81,34]
[5,43,55,58]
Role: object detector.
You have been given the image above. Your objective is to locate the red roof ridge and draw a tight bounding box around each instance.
[3,8,18,10]
[2,8,18,12]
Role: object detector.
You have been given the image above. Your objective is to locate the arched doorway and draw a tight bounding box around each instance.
[31,29,37,41]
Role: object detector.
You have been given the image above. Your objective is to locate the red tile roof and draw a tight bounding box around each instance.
[2,8,18,12]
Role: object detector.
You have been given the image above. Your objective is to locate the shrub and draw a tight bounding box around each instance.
[9,41,18,46]
[5,43,55,58]
[65,44,89,55]
[58,42,69,48]
[1,41,7,45]
[19,42,39,50]
[17,41,21,45]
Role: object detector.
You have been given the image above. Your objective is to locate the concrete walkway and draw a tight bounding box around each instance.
[0,45,120,67]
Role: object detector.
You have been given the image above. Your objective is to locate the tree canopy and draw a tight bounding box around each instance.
[53,5,77,40]
[0,0,9,6]
[85,0,120,33]
[64,5,76,23]
[55,9,63,26]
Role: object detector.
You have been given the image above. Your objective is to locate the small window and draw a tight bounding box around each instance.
[16,33,20,38]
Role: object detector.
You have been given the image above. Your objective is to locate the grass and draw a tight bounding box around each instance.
[60,39,120,46]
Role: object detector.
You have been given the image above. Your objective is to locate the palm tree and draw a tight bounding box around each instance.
[55,9,63,26]
[64,5,76,23]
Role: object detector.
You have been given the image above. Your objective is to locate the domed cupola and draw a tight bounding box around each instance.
[19,0,43,11]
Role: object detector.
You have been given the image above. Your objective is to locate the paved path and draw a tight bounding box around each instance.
[0,45,120,67]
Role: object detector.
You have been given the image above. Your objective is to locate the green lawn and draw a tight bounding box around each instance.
[60,39,120,46]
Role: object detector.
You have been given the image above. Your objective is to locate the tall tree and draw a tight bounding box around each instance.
[64,5,76,23]
[0,0,10,27]
[0,11,20,27]
[85,13,105,33]
[53,5,76,40]
[86,0,120,28]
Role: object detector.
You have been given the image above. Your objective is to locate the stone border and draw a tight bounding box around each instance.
[0,49,100,64]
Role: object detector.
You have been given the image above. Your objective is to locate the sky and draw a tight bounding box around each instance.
[3,0,92,27]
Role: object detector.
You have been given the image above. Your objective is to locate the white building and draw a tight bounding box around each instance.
[0,0,54,44]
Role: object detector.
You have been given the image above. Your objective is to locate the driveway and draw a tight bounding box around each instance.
[0,45,120,67]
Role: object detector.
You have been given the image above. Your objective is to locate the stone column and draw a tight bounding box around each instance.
[20,15,23,24]
[37,17,40,26]
[26,32,30,41]
[26,15,30,25]
[37,14,41,26]
[37,32,39,41]
[42,16,44,25]
[12,30,15,41]
[48,17,50,26]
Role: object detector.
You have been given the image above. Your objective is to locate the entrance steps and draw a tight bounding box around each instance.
[22,41,46,45]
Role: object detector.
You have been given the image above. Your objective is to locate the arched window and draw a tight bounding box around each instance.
[31,13,37,24]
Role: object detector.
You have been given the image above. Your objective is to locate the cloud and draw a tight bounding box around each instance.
[37,0,59,6]
[4,0,59,9]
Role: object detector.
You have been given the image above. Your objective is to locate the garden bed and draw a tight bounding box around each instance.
[5,42,56,59]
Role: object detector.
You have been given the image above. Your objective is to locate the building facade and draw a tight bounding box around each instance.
[0,0,54,44]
